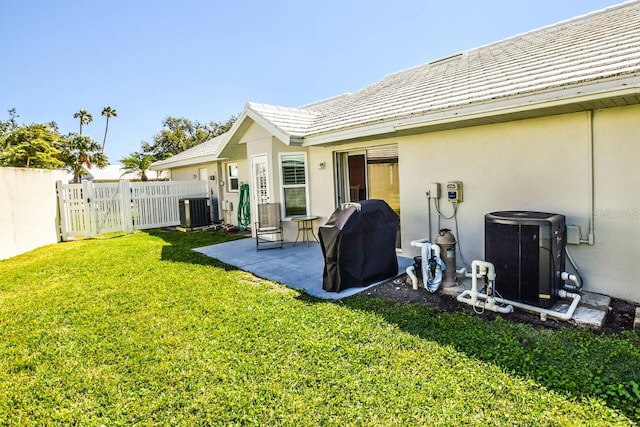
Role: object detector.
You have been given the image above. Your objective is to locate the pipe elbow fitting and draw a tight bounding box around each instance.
[406,266,418,290]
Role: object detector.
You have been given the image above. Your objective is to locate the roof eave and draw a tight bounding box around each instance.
[244,108,300,145]
[150,154,221,170]
[302,75,640,146]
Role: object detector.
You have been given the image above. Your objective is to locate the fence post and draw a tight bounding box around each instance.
[56,180,68,241]
[82,180,96,238]
[119,179,133,234]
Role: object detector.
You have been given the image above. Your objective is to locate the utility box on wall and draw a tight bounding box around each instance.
[179,197,211,228]
[485,211,566,308]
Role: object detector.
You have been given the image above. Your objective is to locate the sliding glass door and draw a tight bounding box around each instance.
[335,144,400,247]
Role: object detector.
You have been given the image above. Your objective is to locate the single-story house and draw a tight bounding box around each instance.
[151,1,640,303]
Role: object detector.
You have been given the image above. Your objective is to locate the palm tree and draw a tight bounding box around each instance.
[73,109,93,135]
[62,133,108,183]
[120,152,155,181]
[100,106,117,153]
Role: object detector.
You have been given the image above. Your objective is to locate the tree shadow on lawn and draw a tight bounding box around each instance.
[296,291,640,422]
[143,228,640,421]
[146,228,243,270]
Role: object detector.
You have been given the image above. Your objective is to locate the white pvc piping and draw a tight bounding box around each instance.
[456,260,582,321]
[407,238,443,292]
[561,272,581,289]
[406,266,419,290]
[499,290,581,321]
[457,260,514,314]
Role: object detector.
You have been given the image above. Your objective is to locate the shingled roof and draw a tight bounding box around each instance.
[246,0,640,144]
[151,132,229,169]
[154,1,640,169]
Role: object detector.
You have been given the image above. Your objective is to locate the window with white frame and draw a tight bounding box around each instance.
[280,153,308,217]
[227,163,239,192]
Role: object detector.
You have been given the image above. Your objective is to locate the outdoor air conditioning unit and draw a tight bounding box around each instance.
[485,211,566,308]
[179,197,211,228]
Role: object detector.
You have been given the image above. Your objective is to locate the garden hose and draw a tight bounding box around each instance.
[237,183,251,231]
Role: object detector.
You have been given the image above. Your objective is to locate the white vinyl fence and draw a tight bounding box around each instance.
[56,180,208,240]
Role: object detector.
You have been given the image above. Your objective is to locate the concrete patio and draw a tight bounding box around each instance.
[194,237,413,300]
[195,237,613,329]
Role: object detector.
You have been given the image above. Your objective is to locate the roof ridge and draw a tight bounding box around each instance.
[248,101,320,116]
[380,0,639,81]
[468,0,639,54]
[297,92,352,110]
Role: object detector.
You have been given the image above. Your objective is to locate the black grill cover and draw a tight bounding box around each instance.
[319,200,399,292]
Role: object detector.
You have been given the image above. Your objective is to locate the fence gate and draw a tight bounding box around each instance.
[57,180,207,240]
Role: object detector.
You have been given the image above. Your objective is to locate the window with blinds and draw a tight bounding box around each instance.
[280,153,307,217]
[227,163,239,192]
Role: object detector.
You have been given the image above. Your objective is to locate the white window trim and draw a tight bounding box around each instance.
[278,152,310,219]
[226,162,239,193]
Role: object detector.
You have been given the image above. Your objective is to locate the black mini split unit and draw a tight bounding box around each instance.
[485,211,566,308]
[179,197,211,228]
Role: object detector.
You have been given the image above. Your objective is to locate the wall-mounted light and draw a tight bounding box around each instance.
[318,161,326,170]
[192,174,197,179]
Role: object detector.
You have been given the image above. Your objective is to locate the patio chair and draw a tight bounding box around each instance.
[255,203,284,251]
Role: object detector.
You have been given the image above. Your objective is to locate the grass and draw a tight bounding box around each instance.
[0,229,638,425]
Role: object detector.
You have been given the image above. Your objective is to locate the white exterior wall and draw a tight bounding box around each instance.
[244,122,324,239]
[307,106,640,302]
[164,163,224,222]
[588,105,640,302]
[163,105,640,302]
[0,167,68,260]
[391,108,638,303]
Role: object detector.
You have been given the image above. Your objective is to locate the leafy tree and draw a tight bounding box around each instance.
[141,115,236,160]
[0,108,20,138]
[0,123,65,169]
[101,106,117,153]
[73,109,93,135]
[61,133,108,183]
[120,152,155,181]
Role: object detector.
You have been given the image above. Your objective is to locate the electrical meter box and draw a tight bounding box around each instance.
[446,181,463,202]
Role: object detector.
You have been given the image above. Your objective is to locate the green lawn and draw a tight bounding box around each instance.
[0,230,638,425]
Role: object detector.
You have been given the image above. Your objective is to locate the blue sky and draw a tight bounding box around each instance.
[0,0,625,163]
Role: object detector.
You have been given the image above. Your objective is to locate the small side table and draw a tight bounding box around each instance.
[291,215,319,247]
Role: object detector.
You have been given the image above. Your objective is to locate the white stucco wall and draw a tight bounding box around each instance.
[586,105,640,302]
[306,106,639,302]
[164,163,224,222]
[0,167,68,260]
[178,104,639,302]
[395,108,638,303]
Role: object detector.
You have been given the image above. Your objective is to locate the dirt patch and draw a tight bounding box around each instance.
[365,274,637,335]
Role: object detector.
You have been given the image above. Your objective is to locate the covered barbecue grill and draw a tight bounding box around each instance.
[319,200,399,292]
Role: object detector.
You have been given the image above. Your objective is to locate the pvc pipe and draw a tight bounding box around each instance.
[457,290,514,314]
[456,260,582,321]
[406,266,419,290]
[561,272,581,290]
[409,238,441,257]
[409,238,443,292]
[490,290,581,321]
[457,260,502,308]
[410,238,429,248]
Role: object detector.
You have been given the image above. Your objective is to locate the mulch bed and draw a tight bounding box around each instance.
[365,274,637,335]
